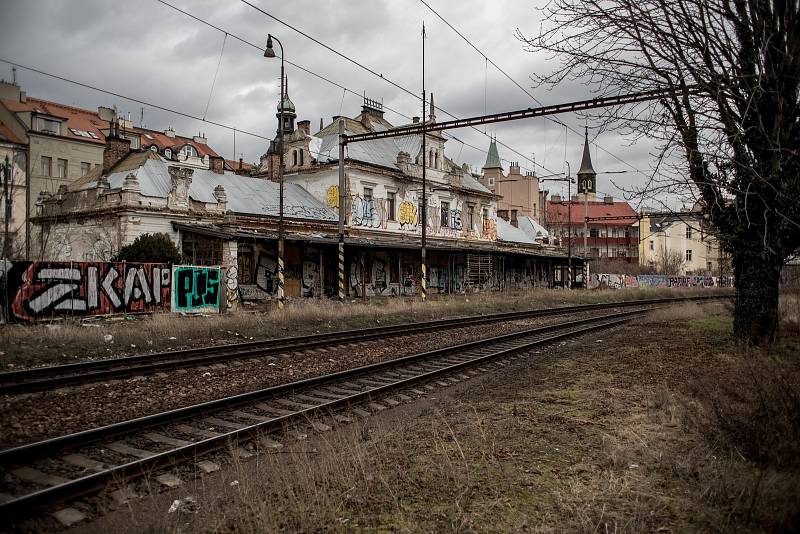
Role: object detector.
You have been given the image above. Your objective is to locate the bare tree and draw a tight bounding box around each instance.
[519,0,800,344]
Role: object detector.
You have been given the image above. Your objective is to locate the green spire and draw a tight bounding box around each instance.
[483,138,501,169]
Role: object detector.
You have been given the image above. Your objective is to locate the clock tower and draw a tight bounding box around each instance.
[577,126,597,201]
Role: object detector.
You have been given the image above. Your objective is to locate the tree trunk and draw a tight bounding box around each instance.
[732,246,783,345]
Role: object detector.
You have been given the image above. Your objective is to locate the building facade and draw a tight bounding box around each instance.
[0,82,222,259]
[640,207,729,276]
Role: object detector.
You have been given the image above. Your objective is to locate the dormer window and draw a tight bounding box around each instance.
[36,117,61,135]
[180,145,199,159]
[150,145,158,152]
[165,148,173,159]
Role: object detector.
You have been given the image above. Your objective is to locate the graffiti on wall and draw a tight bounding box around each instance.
[224,266,239,309]
[589,273,734,289]
[302,260,321,297]
[326,185,339,208]
[398,201,418,230]
[3,261,171,322]
[172,266,221,312]
[352,196,384,228]
[255,253,278,295]
[483,218,497,240]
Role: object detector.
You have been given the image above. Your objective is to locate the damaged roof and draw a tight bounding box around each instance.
[312,116,490,195]
[76,152,337,221]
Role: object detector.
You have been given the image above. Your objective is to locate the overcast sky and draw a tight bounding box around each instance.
[0,0,682,206]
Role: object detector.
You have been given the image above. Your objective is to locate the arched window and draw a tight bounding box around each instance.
[435,150,439,169]
[428,150,433,167]
[299,150,304,166]
[164,148,173,159]
[292,150,298,166]
[179,144,198,160]
[149,145,158,152]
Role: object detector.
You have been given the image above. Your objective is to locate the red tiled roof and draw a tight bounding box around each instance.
[1,97,221,158]
[134,128,219,158]
[546,199,639,226]
[0,120,21,144]
[224,158,254,172]
[1,97,107,144]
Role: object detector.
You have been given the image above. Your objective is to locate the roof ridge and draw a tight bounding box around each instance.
[26,97,101,117]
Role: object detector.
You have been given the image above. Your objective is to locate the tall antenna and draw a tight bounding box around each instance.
[12,66,16,85]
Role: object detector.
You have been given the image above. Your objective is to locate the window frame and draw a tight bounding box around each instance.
[56,158,68,179]
[40,156,52,177]
[386,191,396,221]
[80,161,91,176]
[686,249,693,261]
[440,201,450,228]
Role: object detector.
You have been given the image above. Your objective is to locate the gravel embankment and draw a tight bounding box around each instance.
[0,308,642,447]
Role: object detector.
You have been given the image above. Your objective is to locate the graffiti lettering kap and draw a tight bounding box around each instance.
[7,261,171,322]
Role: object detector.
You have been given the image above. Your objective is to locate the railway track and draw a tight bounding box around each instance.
[0,295,727,395]
[0,308,646,520]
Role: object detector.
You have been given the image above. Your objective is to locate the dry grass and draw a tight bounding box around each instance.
[0,287,725,368]
[74,301,800,533]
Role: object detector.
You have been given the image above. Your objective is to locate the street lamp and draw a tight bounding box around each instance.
[540,163,575,288]
[265,34,285,309]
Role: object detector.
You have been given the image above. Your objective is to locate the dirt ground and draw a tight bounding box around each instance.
[64,299,799,533]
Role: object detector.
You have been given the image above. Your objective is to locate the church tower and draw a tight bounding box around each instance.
[577,126,597,201]
[276,75,297,135]
[480,137,503,192]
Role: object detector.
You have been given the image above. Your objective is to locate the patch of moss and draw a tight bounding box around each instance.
[688,315,732,335]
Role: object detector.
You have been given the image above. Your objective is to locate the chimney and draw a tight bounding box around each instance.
[209,155,224,175]
[97,106,115,122]
[193,133,207,145]
[238,157,243,171]
[319,117,324,132]
[551,193,562,203]
[213,184,227,211]
[604,195,614,204]
[396,151,411,174]
[509,161,521,175]
[412,116,420,124]
[298,120,310,136]
[103,119,131,173]
[164,126,176,138]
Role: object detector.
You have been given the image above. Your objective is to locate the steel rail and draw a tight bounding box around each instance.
[0,294,728,394]
[0,310,643,518]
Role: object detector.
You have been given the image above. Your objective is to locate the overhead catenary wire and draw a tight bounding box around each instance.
[0,57,272,142]
[155,0,557,175]
[417,0,642,174]
[234,0,550,174]
[203,32,228,121]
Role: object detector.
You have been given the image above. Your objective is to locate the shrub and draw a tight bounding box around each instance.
[115,233,182,264]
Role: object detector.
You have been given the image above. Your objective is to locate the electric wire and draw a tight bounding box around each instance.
[234,0,551,174]
[156,0,557,175]
[417,0,642,174]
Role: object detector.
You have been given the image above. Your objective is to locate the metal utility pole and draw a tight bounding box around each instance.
[583,180,589,261]
[2,156,11,259]
[566,161,572,288]
[338,119,345,302]
[265,34,285,309]
[420,22,427,303]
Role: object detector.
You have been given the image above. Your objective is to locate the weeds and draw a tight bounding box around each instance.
[0,288,723,368]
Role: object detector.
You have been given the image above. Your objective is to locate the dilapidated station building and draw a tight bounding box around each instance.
[32,89,582,302]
